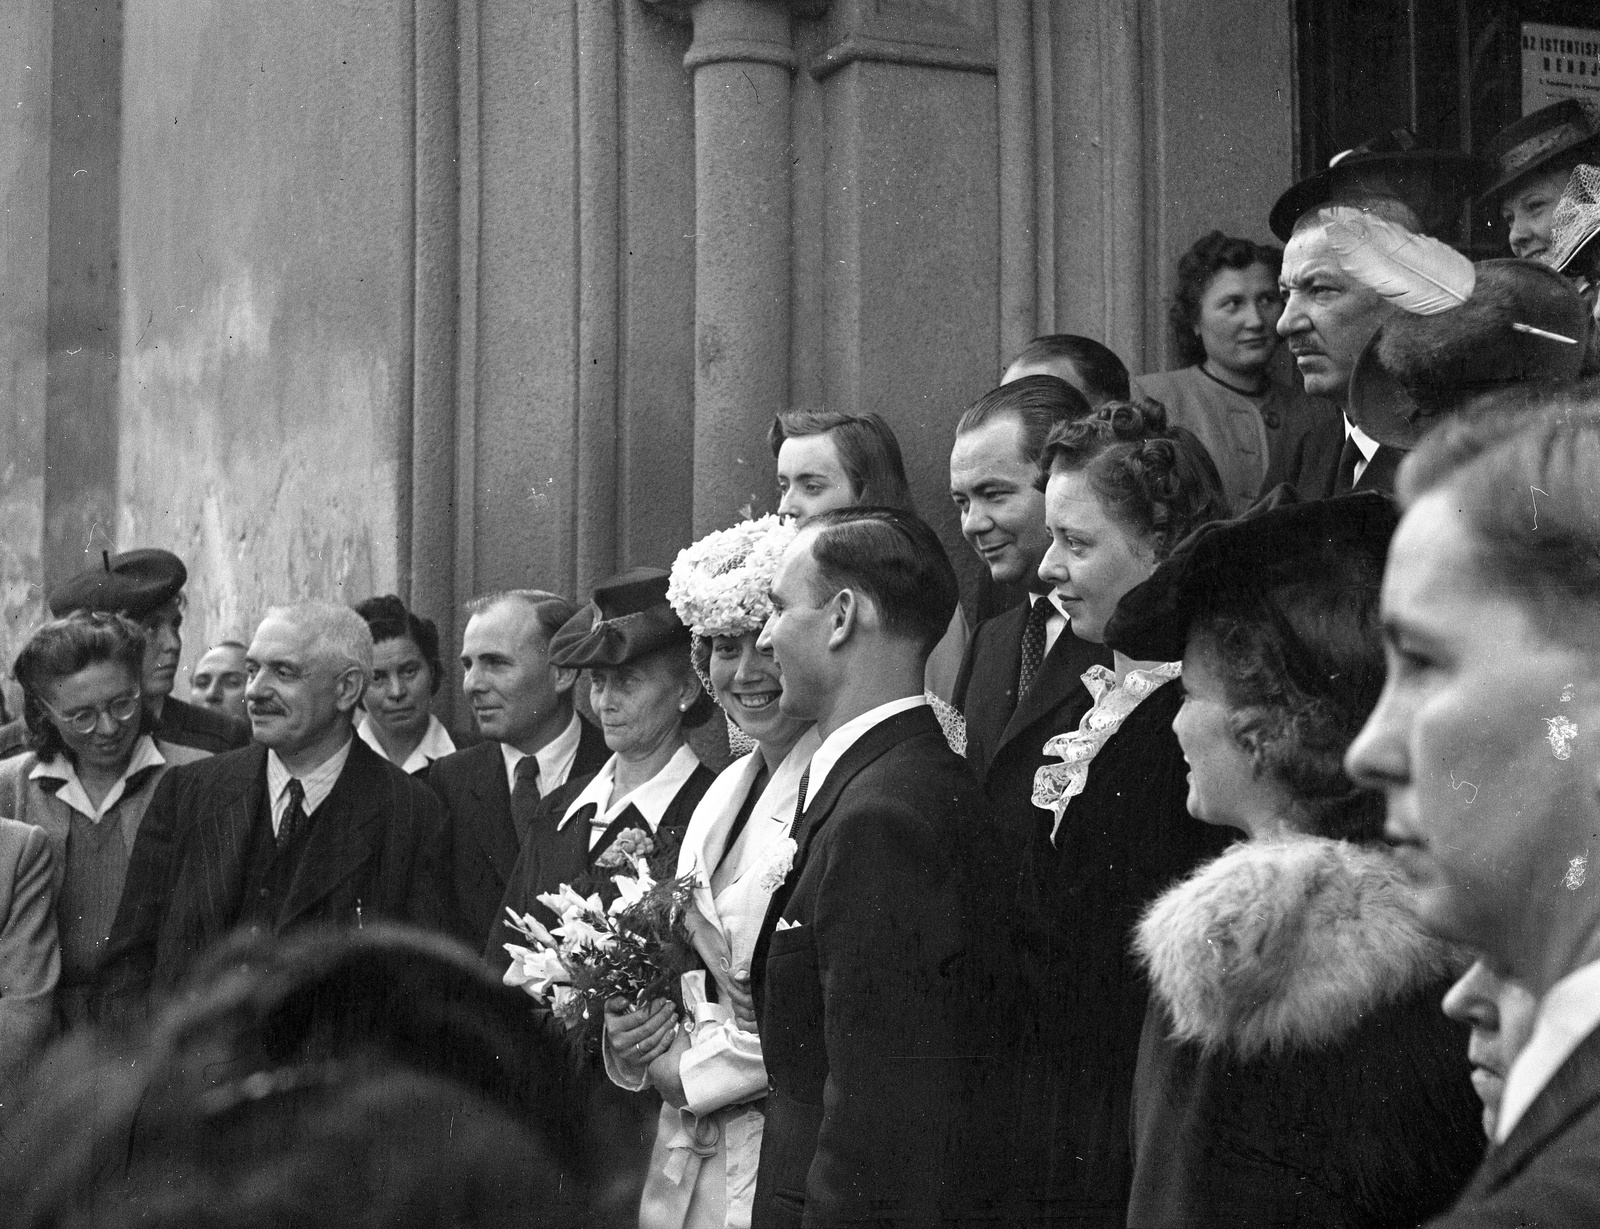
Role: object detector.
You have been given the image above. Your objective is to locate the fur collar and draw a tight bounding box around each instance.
[1136,835,1459,1059]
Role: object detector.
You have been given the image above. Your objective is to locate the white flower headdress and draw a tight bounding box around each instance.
[667,515,796,638]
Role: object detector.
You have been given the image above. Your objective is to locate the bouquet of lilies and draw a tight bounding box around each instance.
[502,857,699,1049]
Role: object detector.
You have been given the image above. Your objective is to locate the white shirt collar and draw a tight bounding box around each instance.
[798,694,928,813]
[500,711,584,798]
[1027,591,1070,655]
[32,734,167,823]
[357,712,456,774]
[266,737,354,832]
[558,742,703,833]
[1343,416,1380,462]
[1496,958,1600,1141]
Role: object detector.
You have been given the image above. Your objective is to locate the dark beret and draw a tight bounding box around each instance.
[48,548,187,621]
[549,567,690,669]
[1104,487,1398,664]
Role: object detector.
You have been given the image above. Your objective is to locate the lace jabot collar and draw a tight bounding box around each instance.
[1031,661,1181,844]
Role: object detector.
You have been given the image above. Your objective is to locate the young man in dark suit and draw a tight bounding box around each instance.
[0,549,251,761]
[426,590,608,950]
[950,376,1111,844]
[750,507,1006,1228]
[95,602,449,1024]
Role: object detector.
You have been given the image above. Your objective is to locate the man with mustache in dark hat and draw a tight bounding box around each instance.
[1270,129,1490,496]
[0,550,250,761]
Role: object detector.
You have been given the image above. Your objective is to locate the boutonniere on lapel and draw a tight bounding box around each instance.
[501,858,699,1053]
[581,825,686,905]
[755,837,798,894]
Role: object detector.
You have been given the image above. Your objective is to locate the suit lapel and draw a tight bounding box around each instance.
[763,706,939,932]
[279,741,385,928]
[464,743,519,883]
[998,623,1105,753]
[1472,1022,1600,1196]
[188,746,269,941]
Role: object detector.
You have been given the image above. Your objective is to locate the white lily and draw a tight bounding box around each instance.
[502,944,570,998]
[503,908,557,948]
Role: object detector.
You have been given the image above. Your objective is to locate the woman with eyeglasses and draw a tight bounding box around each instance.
[0,612,206,1027]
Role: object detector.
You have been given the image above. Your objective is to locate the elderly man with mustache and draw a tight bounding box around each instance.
[95,602,450,1026]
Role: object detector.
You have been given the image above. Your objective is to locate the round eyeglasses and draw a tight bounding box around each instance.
[41,691,142,735]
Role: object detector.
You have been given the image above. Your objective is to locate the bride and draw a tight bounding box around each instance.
[603,516,820,1229]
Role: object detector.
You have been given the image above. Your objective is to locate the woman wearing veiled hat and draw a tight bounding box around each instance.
[597,515,819,1229]
[1113,490,1484,1228]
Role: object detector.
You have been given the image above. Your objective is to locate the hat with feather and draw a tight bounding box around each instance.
[1316,207,1587,446]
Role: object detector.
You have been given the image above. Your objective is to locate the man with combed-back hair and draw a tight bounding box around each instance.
[427,589,608,950]
[96,602,450,1025]
[749,506,1015,1227]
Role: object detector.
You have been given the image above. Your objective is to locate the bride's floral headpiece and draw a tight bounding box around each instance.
[667,514,796,638]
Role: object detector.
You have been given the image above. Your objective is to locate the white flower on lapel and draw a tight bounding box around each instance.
[756,837,798,893]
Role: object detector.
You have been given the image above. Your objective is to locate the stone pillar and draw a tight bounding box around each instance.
[679,0,797,534]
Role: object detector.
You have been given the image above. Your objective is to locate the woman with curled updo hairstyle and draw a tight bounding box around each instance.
[354,594,456,775]
[1137,229,1342,513]
[1,611,207,1029]
[1010,397,1235,1223]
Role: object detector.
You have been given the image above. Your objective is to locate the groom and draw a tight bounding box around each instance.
[749,506,1007,1227]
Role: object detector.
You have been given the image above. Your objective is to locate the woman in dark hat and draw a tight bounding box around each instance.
[1135,230,1342,513]
[1111,489,1484,1228]
[0,612,207,1028]
[1481,99,1600,265]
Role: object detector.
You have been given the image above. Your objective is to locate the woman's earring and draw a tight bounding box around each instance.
[679,702,690,712]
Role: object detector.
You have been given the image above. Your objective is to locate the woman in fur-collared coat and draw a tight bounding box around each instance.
[1103,488,1486,1228]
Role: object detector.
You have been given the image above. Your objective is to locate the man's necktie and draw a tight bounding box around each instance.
[511,755,541,847]
[277,778,307,853]
[1334,436,1362,494]
[792,767,810,829]
[1018,597,1051,701]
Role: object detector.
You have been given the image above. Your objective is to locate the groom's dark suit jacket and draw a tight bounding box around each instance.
[1431,1021,1600,1226]
[95,738,449,1020]
[427,718,609,950]
[750,704,1008,1228]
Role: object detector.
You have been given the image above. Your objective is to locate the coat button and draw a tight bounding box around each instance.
[767,1076,776,1092]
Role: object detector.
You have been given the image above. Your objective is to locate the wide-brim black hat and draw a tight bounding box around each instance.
[48,548,187,620]
[548,567,690,669]
[1105,487,1399,665]
[1269,129,1490,241]
[1480,99,1600,201]
[1347,258,1588,449]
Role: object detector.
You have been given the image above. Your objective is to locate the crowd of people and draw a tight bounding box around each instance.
[2,99,1600,1228]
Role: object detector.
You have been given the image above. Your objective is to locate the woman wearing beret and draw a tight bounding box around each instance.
[600,516,820,1229]
[0,612,204,1028]
[1114,490,1484,1227]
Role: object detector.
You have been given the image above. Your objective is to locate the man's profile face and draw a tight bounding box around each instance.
[141,598,184,701]
[757,531,835,721]
[1277,223,1395,400]
[460,599,571,750]
[245,615,356,755]
[950,415,1050,586]
[191,644,248,721]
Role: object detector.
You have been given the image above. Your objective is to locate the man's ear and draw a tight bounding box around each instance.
[334,666,367,714]
[827,589,858,650]
[552,664,579,696]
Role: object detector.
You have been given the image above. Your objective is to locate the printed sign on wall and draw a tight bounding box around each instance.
[1523,23,1600,114]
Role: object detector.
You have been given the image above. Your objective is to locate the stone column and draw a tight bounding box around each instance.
[673,0,799,534]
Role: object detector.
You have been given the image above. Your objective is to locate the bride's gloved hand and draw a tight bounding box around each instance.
[605,997,678,1084]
